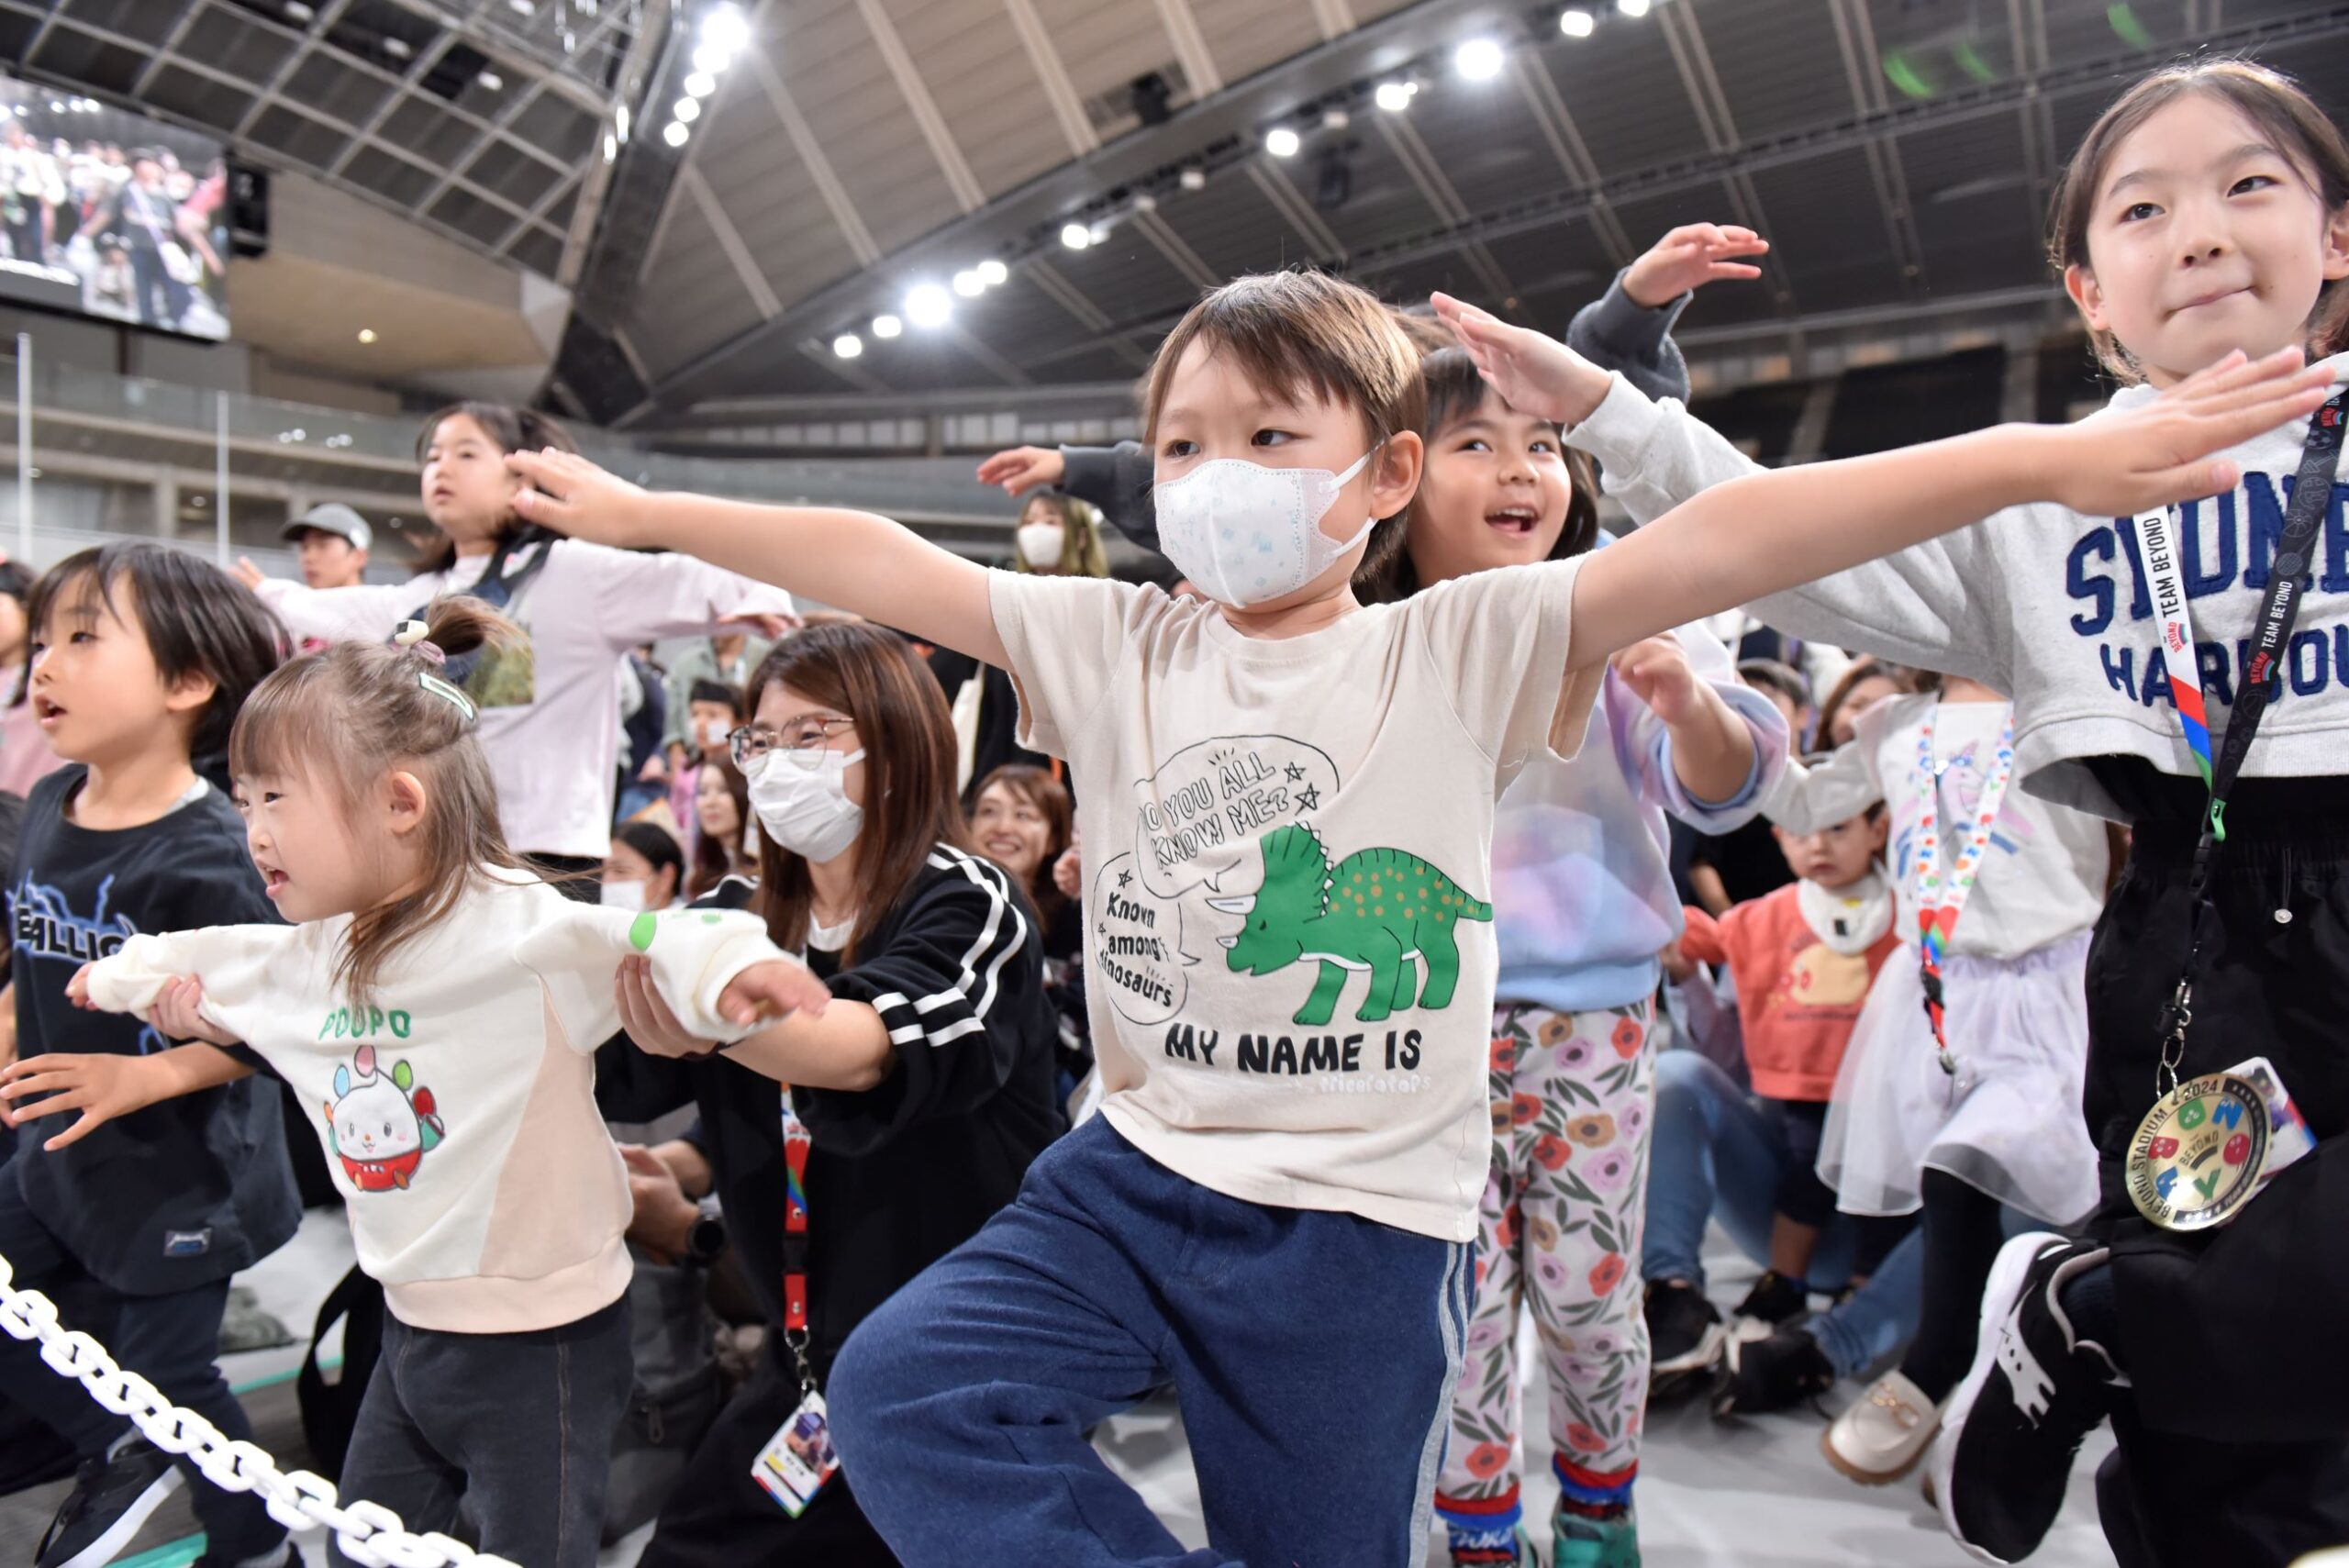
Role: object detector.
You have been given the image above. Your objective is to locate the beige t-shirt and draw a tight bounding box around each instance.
[992,559,1598,1240]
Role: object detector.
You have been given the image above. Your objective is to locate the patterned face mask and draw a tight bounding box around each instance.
[1152,448,1378,607]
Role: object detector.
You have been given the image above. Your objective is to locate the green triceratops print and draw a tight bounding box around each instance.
[1207,823,1492,1026]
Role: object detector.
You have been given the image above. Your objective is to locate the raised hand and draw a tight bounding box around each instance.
[976,446,1065,496]
[507,448,653,549]
[1609,637,1704,726]
[1623,223,1769,307]
[2047,348,2336,517]
[1430,293,1612,427]
[230,557,268,591]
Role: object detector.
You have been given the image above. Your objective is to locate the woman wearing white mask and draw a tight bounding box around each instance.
[596,619,1064,1567]
[603,820,685,912]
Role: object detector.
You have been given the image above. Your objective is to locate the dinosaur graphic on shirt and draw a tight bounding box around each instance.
[324,1043,444,1193]
[1208,824,1491,1026]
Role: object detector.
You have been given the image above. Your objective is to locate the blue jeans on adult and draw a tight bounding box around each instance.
[1642,1050,1922,1378]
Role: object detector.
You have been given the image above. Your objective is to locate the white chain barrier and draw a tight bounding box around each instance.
[0,1248,518,1568]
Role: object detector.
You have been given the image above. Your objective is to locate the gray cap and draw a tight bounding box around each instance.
[283,503,373,552]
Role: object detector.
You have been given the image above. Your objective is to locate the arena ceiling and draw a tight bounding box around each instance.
[4,0,2348,426]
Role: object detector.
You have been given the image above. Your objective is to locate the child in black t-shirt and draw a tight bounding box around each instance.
[0,543,294,1568]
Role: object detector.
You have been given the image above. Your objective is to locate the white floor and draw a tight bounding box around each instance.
[221,1209,2116,1568]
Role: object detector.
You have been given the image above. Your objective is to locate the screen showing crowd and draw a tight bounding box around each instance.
[0,74,231,340]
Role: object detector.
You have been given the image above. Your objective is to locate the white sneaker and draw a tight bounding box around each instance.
[1821,1370,1941,1485]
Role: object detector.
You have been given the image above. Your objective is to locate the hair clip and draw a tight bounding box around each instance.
[392,620,447,667]
[417,672,477,722]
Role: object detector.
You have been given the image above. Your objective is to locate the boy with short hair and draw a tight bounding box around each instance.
[502,270,2320,1566]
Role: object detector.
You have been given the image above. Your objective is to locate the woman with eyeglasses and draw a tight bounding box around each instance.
[597,620,1065,1567]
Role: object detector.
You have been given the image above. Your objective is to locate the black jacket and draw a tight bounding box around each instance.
[599,846,1063,1376]
[7,767,296,1295]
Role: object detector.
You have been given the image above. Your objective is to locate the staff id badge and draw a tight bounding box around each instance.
[751,1392,839,1517]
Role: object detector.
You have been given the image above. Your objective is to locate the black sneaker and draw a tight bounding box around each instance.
[1932,1233,2123,1565]
[1645,1279,1725,1396]
[35,1438,184,1568]
[1728,1269,1809,1330]
[1711,1323,1835,1418]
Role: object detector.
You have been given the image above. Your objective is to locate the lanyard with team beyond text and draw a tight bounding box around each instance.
[2133,389,2347,1093]
[1910,706,2016,1079]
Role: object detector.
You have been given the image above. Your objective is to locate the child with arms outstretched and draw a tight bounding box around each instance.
[501,268,2321,1568]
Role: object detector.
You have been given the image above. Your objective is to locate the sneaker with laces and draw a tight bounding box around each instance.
[1821,1370,1940,1484]
[1643,1280,1724,1396]
[1553,1507,1639,1568]
[1932,1233,2123,1565]
[35,1438,184,1568]
[1711,1324,1834,1418]
[1727,1269,1808,1336]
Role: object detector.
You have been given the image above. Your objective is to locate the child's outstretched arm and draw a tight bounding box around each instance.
[0,972,253,1151]
[505,450,1008,668]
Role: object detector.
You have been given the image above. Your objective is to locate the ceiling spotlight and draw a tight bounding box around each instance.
[1455,38,1506,80]
[508,0,534,12]
[284,0,314,19]
[357,328,377,344]
[952,269,985,298]
[478,69,503,91]
[1618,0,1650,14]
[674,96,700,123]
[833,333,863,359]
[1179,164,1207,191]
[1132,192,1157,214]
[603,131,618,161]
[1089,221,1110,244]
[872,314,902,339]
[662,118,689,147]
[976,259,1008,286]
[700,4,750,52]
[684,72,716,98]
[1322,107,1350,130]
[1560,7,1596,36]
[692,44,730,75]
[615,104,629,141]
[1375,79,1415,112]
[905,284,952,328]
[1265,126,1300,158]
[383,36,411,58]
[1061,221,1092,250]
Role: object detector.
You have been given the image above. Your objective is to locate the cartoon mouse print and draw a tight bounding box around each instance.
[324,1043,444,1192]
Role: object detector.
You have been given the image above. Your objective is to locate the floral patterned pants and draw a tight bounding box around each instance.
[1435,1000,1657,1525]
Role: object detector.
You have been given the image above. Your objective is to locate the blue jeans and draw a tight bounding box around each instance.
[829,1117,1472,1568]
[1641,1050,1923,1379]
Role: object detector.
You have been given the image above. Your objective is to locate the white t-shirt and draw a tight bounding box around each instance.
[257,539,793,860]
[84,871,791,1331]
[991,561,1599,1241]
[1763,693,2110,959]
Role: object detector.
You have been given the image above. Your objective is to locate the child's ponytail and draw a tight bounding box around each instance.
[230,594,527,1004]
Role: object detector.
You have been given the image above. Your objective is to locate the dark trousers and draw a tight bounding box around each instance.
[828,1117,1470,1568]
[328,1296,632,1568]
[2082,810,2349,1564]
[128,246,188,328]
[637,1340,898,1568]
[0,1173,284,1562]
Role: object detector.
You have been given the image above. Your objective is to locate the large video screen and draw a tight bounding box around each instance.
[0,76,230,339]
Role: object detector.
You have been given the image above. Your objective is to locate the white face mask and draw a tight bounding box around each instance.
[1152,449,1377,607]
[748,747,865,863]
[601,879,648,914]
[1016,520,1066,569]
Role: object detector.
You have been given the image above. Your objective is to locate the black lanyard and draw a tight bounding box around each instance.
[2154,391,2347,1090]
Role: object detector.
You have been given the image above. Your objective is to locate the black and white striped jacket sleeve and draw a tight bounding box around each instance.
[795,847,1050,1156]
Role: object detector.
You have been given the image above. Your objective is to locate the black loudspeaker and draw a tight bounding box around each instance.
[228,163,270,259]
[1130,72,1174,127]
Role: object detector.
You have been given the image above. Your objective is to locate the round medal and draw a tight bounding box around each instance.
[2125,1073,2269,1232]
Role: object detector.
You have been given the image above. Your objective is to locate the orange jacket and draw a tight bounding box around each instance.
[1680,883,1899,1101]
